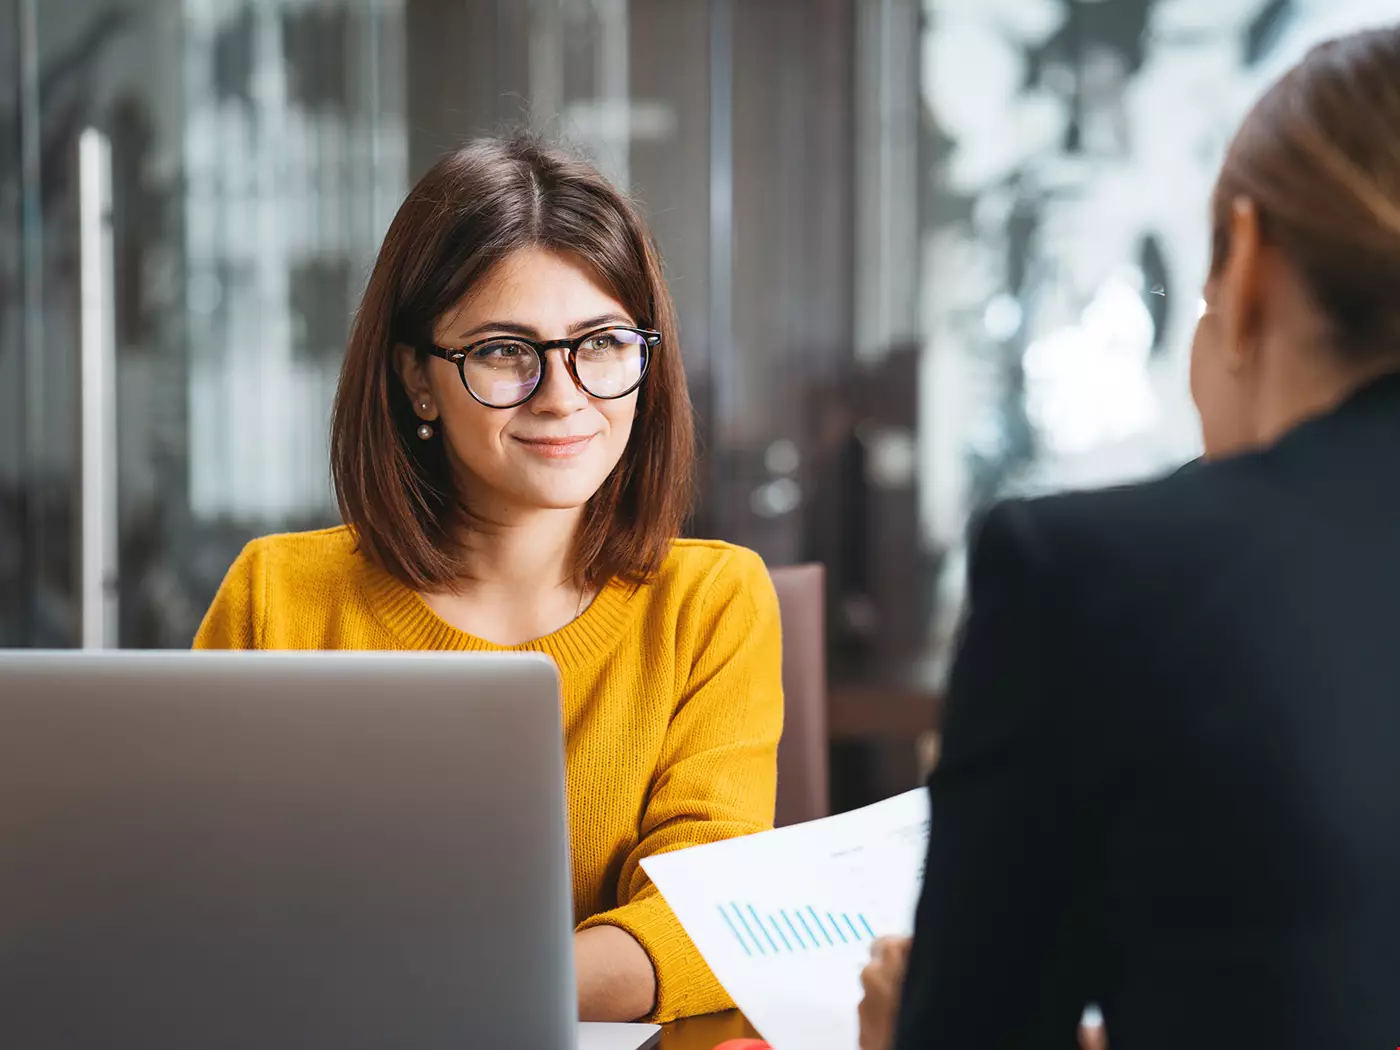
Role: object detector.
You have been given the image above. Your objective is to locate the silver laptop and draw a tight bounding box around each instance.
[0,651,659,1050]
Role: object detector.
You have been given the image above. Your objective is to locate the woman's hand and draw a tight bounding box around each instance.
[1079,1015,1108,1050]
[858,936,912,1050]
[574,925,657,1022]
[858,936,1109,1050]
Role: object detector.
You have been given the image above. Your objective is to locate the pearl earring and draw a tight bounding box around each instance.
[417,422,434,440]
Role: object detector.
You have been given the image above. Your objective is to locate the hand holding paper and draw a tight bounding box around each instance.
[642,790,930,1050]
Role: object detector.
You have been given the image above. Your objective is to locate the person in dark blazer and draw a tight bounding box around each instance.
[859,25,1400,1050]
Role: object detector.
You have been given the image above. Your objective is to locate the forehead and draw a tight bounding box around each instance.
[434,247,632,340]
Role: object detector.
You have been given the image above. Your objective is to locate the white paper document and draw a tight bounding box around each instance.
[641,789,930,1050]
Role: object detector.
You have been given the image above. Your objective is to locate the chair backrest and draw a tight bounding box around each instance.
[769,563,829,827]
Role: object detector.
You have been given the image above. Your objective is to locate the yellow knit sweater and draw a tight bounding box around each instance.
[193,526,783,1022]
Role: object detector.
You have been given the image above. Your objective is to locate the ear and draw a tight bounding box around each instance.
[1218,196,1265,374]
[394,343,437,420]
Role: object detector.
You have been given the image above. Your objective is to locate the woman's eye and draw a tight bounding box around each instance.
[474,342,522,359]
[587,335,617,352]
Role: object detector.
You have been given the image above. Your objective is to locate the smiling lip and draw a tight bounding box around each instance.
[512,434,597,458]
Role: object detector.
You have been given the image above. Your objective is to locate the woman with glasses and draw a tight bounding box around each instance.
[194,137,783,1025]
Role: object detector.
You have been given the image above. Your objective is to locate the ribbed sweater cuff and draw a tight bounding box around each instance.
[577,894,732,1023]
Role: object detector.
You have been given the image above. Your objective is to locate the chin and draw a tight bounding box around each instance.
[512,480,606,511]
[509,455,620,508]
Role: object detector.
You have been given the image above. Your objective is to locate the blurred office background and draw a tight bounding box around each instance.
[4,0,1399,806]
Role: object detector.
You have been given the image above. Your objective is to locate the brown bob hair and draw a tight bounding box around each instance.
[1212,24,1400,359]
[331,136,695,591]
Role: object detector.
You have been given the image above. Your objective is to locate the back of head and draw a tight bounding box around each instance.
[1213,24,1400,361]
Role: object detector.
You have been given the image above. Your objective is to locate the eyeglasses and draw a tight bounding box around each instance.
[425,326,659,409]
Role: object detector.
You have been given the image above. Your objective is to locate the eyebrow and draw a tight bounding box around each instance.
[454,313,634,341]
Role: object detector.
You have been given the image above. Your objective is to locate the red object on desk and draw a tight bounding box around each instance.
[712,1041,771,1050]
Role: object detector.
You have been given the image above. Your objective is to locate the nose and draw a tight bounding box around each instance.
[528,346,589,415]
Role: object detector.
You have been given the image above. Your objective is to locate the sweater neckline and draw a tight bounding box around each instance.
[359,561,640,668]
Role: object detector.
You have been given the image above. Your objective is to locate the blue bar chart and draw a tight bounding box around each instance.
[718,902,879,957]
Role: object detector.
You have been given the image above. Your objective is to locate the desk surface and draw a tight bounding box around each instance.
[660,1010,762,1049]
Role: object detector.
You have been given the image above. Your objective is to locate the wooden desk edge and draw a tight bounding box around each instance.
[660,1010,761,1049]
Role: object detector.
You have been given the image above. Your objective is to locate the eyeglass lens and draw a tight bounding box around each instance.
[460,329,648,407]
